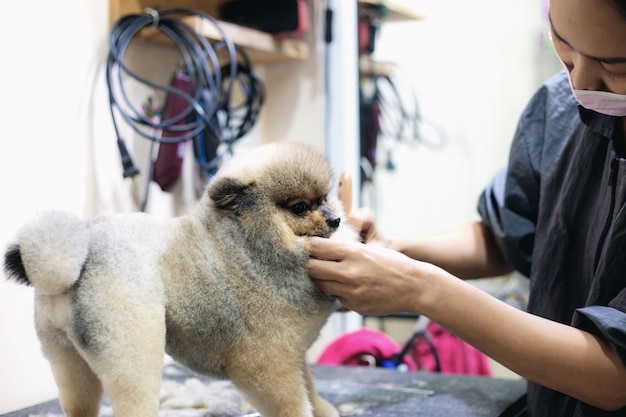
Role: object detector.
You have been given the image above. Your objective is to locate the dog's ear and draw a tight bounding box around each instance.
[208,176,256,215]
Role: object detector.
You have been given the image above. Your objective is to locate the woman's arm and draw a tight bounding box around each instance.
[424,266,626,411]
[346,208,512,279]
[389,221,513,280]
[306,236,626,411]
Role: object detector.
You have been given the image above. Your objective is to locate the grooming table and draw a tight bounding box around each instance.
[1,364,526,417]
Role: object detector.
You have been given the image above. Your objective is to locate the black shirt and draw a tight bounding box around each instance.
[478,71,626,417]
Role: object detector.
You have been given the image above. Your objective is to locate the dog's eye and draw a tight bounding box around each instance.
[290,202,310,216]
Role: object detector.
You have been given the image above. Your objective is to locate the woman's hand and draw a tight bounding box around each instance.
[345,207,392,247]
[306,236,435,315]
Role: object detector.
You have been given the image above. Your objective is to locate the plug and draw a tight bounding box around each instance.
[117,138,140,178]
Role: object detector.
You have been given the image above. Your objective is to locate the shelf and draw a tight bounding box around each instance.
[109,0,309,64]
[359,56,396,77]
[358,0,424,22]
[140,16,309,63]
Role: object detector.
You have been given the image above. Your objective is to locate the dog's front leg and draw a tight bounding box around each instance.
[303,362,339,417]
[229,353,316,417]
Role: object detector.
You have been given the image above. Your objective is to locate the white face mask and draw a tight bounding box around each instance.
[548,30,626,117]
[571,89,626,117]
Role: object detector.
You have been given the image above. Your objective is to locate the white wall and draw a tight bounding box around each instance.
[0,0,108,413]
[367,0,560,235]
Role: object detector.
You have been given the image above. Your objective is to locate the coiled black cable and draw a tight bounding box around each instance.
[107,8,264,179]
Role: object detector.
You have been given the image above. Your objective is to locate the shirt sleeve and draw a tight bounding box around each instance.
[575,303,626,366]
[477,71,577,278]
[477,90,547,277]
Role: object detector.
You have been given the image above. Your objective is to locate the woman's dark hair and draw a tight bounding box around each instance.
[610,0,626,20]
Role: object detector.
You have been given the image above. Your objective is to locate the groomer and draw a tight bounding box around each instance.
[306,0,626,415]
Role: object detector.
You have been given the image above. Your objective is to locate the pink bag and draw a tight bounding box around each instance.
[317,328,417,371]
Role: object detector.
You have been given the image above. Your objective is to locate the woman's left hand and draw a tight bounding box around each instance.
[306,236,433,316]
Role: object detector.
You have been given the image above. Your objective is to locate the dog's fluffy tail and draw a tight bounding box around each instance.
[4,210,89,295]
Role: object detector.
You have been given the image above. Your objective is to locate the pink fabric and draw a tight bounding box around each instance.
[412,322,492,376]
[317,328,417,371]
[317,324,492,377]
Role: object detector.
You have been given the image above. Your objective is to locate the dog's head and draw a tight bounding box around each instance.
[205,142,347,246]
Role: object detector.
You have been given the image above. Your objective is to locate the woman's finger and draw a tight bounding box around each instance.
[306,257,345,282]
[312,277,344,295]
[307,236,352,261]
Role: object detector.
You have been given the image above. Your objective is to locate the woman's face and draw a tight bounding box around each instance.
[550,0,626,95]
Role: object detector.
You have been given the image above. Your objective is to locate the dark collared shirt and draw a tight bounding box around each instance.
[478,71,626,417]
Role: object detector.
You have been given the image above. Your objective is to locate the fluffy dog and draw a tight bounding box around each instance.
[4,142,356,417]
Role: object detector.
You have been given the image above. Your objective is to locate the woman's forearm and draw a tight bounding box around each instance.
[390,221,513,280]
[413,266,626,411]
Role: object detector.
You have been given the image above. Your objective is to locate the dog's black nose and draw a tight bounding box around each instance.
[326,215,340,229]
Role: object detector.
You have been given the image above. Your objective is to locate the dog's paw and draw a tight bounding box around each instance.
[312,396,340,417]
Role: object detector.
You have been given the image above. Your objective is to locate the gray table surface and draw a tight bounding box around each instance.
[1,364,526,417]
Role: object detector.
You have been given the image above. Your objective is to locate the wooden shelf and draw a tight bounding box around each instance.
[359,0,424,22]
[359,56,396,77]
[110,0,309,64]
[140,16,309,63]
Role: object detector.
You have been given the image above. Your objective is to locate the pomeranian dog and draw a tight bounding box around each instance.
[4,142,356,417]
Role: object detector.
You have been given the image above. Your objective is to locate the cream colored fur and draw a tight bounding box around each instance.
[5,142,356,417]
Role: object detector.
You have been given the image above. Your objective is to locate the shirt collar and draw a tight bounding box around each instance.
[578,106,618,140]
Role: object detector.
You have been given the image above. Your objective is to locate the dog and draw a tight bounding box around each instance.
[4,141,357,417]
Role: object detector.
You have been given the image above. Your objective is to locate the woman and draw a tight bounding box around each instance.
[306,0,626,415]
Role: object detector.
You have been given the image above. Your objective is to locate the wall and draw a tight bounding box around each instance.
[0,0,107,412]
[367,0,560,236]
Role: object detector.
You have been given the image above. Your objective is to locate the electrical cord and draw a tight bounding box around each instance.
[358,68,448,206]
[193,43,265,179]
[374,73,446,151]
[106,8,264,183]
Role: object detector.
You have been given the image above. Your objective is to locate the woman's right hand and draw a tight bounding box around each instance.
[346,207,391,247]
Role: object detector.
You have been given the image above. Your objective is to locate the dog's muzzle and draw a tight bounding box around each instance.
[326,215,340,230]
